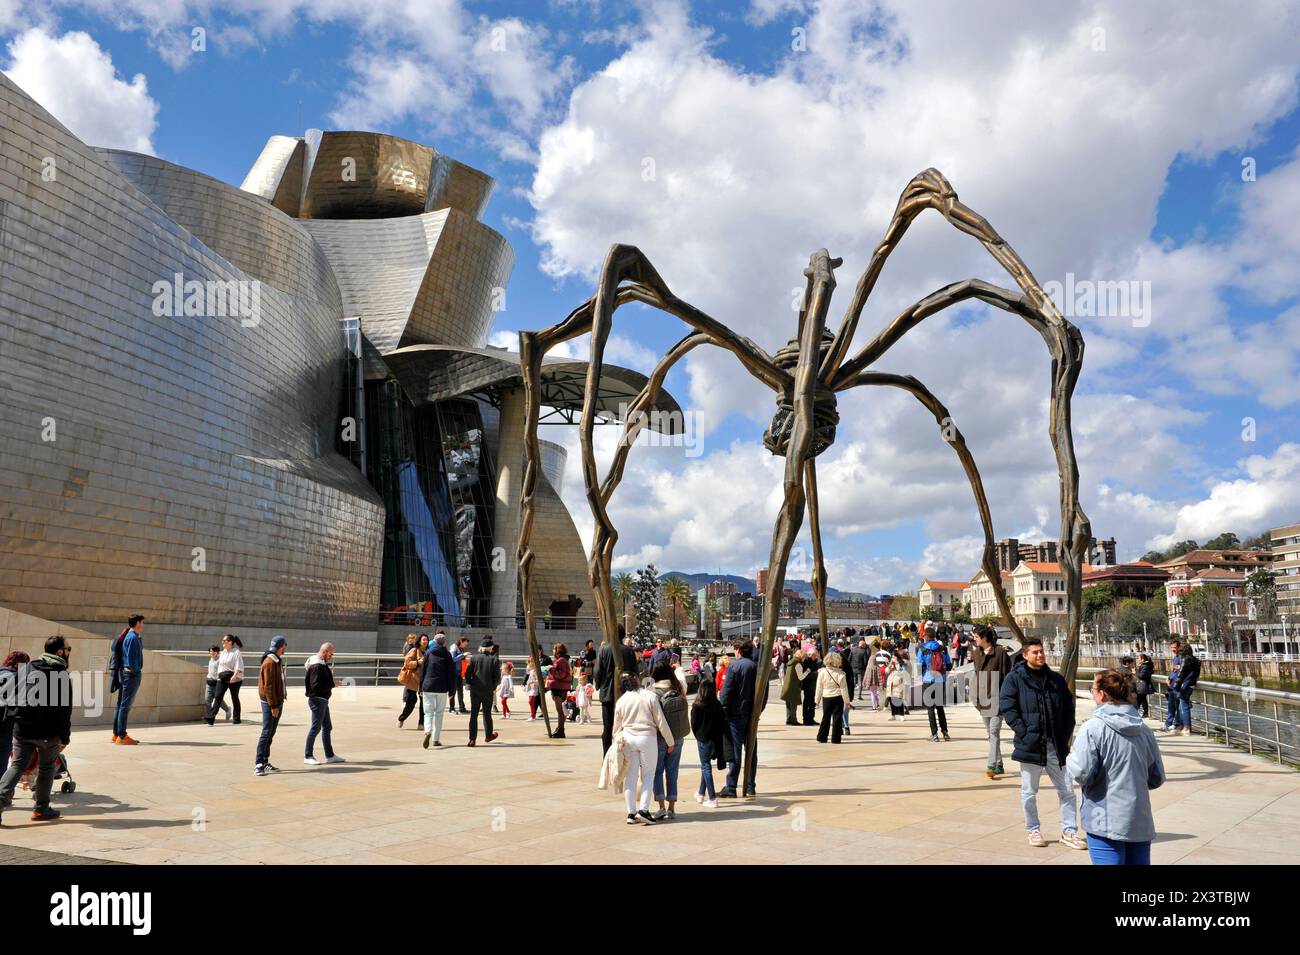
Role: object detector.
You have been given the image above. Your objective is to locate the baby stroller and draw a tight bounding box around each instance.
[562,694,580,723]
[19,748,76,794]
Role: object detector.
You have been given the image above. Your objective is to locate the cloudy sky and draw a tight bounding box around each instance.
[5,0,1299,595]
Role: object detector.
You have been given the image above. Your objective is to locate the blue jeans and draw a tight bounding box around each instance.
[0,716,13,777]
[724,717,757,794]
[256,701,281,766]
[1087,833,1151,865]
[1019,742,1078,833]
[305,697,333,759]
[1176,691,1193,729]
[696,739,716,799]
[654,735,684,802]
[113,671,141,737]
[1163,689,1181,728]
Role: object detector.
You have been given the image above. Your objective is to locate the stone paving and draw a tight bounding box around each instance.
[1,686,1297,865]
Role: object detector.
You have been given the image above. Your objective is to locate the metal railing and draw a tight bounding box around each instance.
[1075,667,1300,769]
[156,650,534,687]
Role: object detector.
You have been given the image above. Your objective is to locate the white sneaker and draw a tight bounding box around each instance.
[693,791,703,804]
[325,755,346,764]
[303,756,320,765]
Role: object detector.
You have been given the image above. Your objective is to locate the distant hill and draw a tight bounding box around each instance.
[659,571,874,602]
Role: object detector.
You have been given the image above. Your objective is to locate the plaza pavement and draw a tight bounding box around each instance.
[1,685,1298,865]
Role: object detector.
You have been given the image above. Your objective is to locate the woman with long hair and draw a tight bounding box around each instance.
[0,650,31,776]
[205,635,244,725]
[398,634,427,729]
[545,642,573,739]
[611,672,674,825]
[690,676,726,807]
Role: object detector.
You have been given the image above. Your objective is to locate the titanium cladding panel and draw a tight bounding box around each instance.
[0,74,383,630]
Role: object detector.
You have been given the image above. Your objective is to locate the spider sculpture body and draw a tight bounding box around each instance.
[516,169,1091,784]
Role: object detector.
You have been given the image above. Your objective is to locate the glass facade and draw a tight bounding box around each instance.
[365,378,463,625]
[432,398,499,627]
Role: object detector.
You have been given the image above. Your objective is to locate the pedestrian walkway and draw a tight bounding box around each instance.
[1,687,1296,864]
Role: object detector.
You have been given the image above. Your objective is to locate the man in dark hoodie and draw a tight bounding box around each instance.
[594,625,639,753]
[255,636,288,777]
[0,635,73,823]
[999,636,1085,850]
[466,639,501,746]
[420,632,456,749]
[303,642,344,766]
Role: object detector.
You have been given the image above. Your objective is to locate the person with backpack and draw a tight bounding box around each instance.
[0,650,31,777]
[651,662,689,819]
[970,624,1012,778]
[254,636,288,777]
[545,642,574,739]
[799,649,820,726]
[110,614,145,745]
[954,627,971,667]
[205,634,244,725]
[466,639,501,746]
[303,642,345,766]
[919,625,951,742]
[999,636,1086,850]
[1170,641,1201,735]
[1067,667,1165,865]
[0,636,73,824]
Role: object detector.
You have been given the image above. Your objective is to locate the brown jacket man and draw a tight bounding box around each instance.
[971,640,1012,718]
[258,650,287,708]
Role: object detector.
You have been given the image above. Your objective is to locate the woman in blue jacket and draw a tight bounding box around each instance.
[1066,667,1165,865]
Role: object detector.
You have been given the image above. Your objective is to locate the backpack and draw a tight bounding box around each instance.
[926,643,948,678]
[108,627,129,673]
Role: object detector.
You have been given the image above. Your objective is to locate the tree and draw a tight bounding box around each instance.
[630,565,661,645]
[1082,583,1116,621]
[705,596,722,639]
[952,608,972,624]
[1113,596,1168,643]
[1139,549,1165,564]
[1241,530,1272,550]
[1246,569,1278,624]
[1179,584,1232,652]
[1167,540,1200,559]
[920,605,945,622]
[614,571,635,624]
[1204,532,1240,551]
[661,576,692,639]
[887,592,919,621]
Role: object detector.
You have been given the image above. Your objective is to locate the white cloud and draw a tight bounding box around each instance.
[3,28,158,153]
[523,0,1300,586]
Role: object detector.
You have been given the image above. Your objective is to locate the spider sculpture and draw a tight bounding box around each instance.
[516,169,1091,779]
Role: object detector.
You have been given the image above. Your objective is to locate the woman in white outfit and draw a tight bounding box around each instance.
[611,673,675,825]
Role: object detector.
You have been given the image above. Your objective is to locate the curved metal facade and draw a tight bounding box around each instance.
[0,75,384,630]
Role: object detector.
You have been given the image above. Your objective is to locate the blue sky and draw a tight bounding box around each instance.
[4,0,1299,594]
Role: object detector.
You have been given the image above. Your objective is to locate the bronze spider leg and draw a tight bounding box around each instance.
[804,457,830,659]
[518,245,788,725]
[826,169,1090,681]
[744,248,840,788]
[835,370,1026,646]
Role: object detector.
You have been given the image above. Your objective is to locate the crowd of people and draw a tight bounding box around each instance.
[0,615,1186,866]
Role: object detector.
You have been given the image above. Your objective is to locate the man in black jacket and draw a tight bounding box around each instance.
[849,639,870,700]
[594,627,639,754]
[466,640,501,746]
[998,637,1085,850]
[719,641,759,799]
[420,633,456,748]
[303,642,344,766]
[0,635,74,823]
[1170,641,1201,735]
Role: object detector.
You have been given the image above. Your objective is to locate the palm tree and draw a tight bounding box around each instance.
[614,572,635,628]
[662,577,692,640]
[705,596,722,639]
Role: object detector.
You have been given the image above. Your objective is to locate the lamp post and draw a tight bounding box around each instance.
[1282,614,1289,656]
[1202,618,1209,653]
